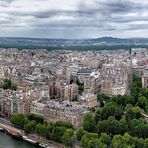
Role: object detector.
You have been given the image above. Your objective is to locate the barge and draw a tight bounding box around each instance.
[0,127,4,132]
[22,136,38,145]
[6,129,22,139]
[39,143,50,148]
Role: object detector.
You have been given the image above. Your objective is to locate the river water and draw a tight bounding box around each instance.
[0,132,38,148]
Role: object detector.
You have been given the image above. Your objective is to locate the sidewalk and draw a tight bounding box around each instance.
[0,122,22,135]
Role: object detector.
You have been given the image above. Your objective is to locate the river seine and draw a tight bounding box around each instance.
[0,132,37,148]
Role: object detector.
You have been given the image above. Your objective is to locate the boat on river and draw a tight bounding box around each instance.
[0,128,4,132]
[22,136,38,145]
[39,143,51,148]
[6,130,21,139]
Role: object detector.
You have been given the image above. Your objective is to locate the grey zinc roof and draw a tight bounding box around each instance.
[77,68,95,74]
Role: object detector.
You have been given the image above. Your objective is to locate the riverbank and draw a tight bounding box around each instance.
[0,122,65,148]
[0,132,37,148]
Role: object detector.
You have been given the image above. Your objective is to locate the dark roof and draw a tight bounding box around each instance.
[77,68,94,74]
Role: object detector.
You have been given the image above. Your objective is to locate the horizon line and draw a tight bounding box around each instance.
[1,36,148,40]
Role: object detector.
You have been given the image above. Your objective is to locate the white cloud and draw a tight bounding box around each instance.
[0,0,148,38]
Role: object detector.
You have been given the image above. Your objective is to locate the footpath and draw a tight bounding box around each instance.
[0,123,22,135]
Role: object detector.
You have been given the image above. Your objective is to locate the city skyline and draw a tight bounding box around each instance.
[0,0,148,39]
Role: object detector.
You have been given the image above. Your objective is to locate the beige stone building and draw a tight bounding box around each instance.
[30,99,45,116]
[77,68,92,83]
[101,77,127,97]
[64,83,78,101]
[79,93,98,108]
[43,100,88,128]
[142,68,148,88]
[0,66,4,79]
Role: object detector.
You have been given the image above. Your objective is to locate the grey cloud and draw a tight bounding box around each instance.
[29,0,148,25]
[0,0,16,4]
[0,0,148,38]
[0,0,16,7]
[1,0,12,2]
[122,24,148,31]
[4,0,147,20]
[99,0,140,13]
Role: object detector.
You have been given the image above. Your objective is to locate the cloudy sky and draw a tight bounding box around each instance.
[0,0,148,39]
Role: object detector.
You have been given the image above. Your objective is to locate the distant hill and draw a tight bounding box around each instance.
[0,37,148,50]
